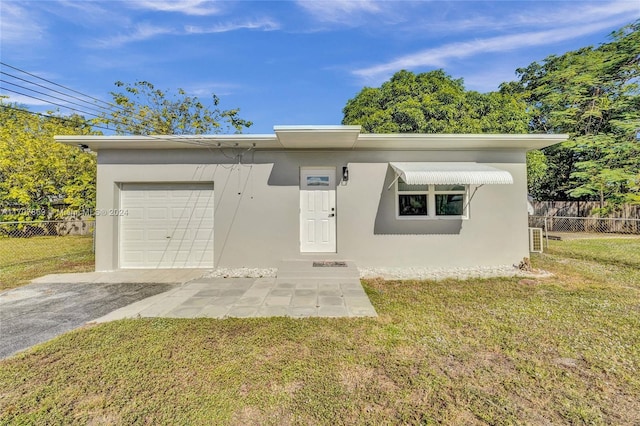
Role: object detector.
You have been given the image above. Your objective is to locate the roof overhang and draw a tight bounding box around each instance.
[357,133,566,151]
[390,162,514,185]
[55,125,568,152]
[274,125,361,149]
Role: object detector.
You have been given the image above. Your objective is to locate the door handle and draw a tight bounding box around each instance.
[328,213,335,217]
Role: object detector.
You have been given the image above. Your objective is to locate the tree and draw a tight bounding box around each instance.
[342,69,529,133]
[94,81,252,135]
[343,70,540,193]
[0,99,97,222]
[513,21,640,212]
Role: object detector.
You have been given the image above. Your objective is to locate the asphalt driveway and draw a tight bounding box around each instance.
[0,282,175,359]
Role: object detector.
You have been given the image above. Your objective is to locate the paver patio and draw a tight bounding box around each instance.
[93,260,377,321]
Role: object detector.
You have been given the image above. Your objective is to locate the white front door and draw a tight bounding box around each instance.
[300,168,336,253]
[120,182,214,268]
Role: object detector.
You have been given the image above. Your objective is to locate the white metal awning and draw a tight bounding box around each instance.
[389,162,514,185]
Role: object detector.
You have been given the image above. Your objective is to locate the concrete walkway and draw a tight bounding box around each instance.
[94,260,377,321]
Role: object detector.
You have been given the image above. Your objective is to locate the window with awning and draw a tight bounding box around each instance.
[389,162,514,185]
[390,162,513,219]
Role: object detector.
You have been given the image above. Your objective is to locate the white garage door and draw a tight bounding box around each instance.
[120,183,214,268]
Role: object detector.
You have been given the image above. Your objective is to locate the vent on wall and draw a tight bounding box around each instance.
[529,227,544,253]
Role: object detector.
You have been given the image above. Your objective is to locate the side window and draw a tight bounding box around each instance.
[397,179,429,217]
[434,185,466,216]
[396,180,468,219]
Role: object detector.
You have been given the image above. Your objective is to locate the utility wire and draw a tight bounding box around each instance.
[1,100,245,150]
[0,104,115,133]
[0,66,158,135]
[0,61,123,111]
[0,62,160,133]
[0,70,116,114]
[0,79,108,117]
[0,62,251,150]
[1,87,104,119]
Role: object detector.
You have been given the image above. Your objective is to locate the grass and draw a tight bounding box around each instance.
[544,236,640,270]
[1,238,639,424]
[0,235,94,291]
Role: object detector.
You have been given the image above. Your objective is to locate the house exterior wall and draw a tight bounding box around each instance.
[95,148,528,271]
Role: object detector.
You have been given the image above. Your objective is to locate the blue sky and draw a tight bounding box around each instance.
[1,0,639,134]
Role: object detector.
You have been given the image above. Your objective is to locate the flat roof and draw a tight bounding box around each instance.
[55,125,567,151]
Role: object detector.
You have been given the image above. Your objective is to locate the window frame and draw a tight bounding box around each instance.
[395,179,469,220]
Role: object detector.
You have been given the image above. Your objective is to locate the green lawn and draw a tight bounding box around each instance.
[1,238,639,424]
[0,235,94,291]
[544,236,640,270]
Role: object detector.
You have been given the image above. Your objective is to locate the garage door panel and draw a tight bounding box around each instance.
[121,251,144,268]
[194,228,214,240]
[147,207,169,220]
[123,190,145,200]
[170,207,190,219]
[126,208,144,219]
[126,230,145,241]
[192,207,214,219]
[168,229,190,240]
[120,183,214,268]
[147,250,190,263]
[148,190,169,199]
[147,229,171,242]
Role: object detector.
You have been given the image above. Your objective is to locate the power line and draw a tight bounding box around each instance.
[0,103,114,133]
[0,63,161,135]
[0,62,250,150]
[0,70,117,114]
[0,61,122,111]
[0,79,109,117]
[1,101,256,154]
[0,62,161,134]
[1,87,104,119]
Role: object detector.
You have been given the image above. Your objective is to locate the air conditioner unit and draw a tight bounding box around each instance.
[529,227,544,253]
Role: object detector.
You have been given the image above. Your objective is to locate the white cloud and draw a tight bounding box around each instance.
[0,93,53,107]
[352,1,640,82]
[51,0,127,26]
[94,23,177,48]
[296,0,386,24]
[510,0,638,28]
[183,82,243,97]
[185,18,280,34]
[93,17,279,48]
[0,2,45,44]
[127,0,221,16]
[462,68,521,93]
[422,0,638,34]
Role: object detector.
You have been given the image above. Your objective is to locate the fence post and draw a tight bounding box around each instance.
[544,216,549,249]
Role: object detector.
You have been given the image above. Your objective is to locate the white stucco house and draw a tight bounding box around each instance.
[56,126,566,272]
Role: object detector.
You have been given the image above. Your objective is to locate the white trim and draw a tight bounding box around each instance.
[118,182,215,268]
[395,180,470,220]
[300,167,337,253]
[55,127,568,152]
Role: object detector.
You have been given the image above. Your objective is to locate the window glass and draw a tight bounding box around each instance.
[435,194,464,215]
[306,176,329,186]
[399,194,428,216]
[398,178,428,192]
[435,184,466,191]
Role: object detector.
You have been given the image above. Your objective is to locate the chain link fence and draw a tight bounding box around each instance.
[0,219,95,238]
[0,219,95,289]
[529,215,640,238]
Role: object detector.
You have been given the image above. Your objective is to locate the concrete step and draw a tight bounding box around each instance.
[276,260,360,280]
